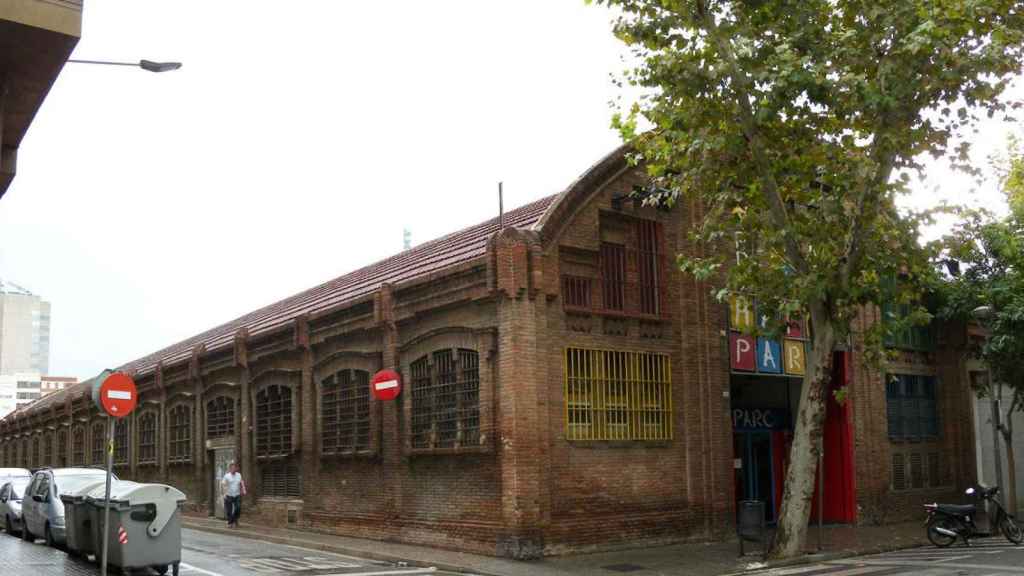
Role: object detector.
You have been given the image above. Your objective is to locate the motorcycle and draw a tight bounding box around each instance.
[924,485,1024,547]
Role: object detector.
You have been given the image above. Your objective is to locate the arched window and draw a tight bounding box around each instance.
[57,428,68,467]
[31,435,40,468]
[168,404,192,464]
[72,425,85,466]
[137,412,158,465]
[21,438,28,467]
[255,385,292,458]
[206,396,235,440]
[43,433,53,467]
[91,422,105,465]
[410,349,480,450]
[113,419,129,465]
[321,369,370,455]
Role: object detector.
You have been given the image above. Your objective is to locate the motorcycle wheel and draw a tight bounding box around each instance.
[1001,516,1024,544]
[927,518,958,548]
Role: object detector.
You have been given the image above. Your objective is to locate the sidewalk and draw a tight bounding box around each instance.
[182,516,929,576]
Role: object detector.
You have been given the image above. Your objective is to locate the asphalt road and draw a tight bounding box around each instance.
[0,525,467,576]
[756,537,1024,576]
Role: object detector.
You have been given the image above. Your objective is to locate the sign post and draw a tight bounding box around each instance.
[91,371,137,576]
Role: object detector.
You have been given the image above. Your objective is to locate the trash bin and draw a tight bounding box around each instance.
[737,499,767,559]
[85,481,187,576]
[59,480,106,557]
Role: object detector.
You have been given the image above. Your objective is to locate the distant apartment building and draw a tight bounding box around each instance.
[0,279,51,375]
[0,372,40,418]
[40,375,76,397]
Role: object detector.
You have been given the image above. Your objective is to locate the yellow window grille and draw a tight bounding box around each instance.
[564,348,672,441]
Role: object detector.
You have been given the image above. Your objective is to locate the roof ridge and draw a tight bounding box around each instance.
[115,193,559,375]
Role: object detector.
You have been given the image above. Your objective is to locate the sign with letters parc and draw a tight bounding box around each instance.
[728,297,808,377]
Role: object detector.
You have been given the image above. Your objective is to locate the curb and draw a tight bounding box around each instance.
[727,541,927,574]
[182,520,503,576]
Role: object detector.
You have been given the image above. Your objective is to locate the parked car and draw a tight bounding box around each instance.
[21,468,111,547]
[0,476,31,535]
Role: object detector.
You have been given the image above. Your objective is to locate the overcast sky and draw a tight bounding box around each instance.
[0,2,1018,379]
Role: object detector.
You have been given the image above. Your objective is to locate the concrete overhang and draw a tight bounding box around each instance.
[0,0,82,199]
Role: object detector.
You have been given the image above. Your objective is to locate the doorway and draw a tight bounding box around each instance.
[735,430,776,523]
[210,445,236,520]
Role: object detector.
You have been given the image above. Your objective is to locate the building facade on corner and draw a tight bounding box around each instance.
[0,147,984,557]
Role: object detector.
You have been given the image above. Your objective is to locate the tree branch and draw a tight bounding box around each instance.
[840,132,897,286]
[694,2,810,276]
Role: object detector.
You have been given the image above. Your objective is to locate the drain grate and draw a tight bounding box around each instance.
[603,563,646,572]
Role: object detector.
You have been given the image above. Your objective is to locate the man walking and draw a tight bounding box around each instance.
[221,461,245,527]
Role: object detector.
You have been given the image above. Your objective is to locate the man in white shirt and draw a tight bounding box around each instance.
[221,461,245,527]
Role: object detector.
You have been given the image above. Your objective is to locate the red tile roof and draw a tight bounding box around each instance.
[120,194,558,377]
[4,194,559,422]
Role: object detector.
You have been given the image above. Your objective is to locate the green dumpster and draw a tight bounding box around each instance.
[58,480,105,557]
[86,481,187,576]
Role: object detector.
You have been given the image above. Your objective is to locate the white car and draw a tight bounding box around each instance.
[0,476,31,535]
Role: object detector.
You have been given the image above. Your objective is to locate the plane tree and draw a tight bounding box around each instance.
[588,0,1024,558]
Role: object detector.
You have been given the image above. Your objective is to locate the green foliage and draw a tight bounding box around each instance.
[590,0,1023,341]
[937,149,1024,402]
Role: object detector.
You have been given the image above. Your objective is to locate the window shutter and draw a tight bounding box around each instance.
[910,452,924,489]
[892,453,906,490]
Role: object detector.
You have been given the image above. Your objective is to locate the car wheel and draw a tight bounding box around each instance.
[4,515,12,536]
[44,524,55,548]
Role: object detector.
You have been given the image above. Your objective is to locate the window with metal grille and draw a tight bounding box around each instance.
[886,374,938,440]
[20,439,28,467]
[168,404,192,463]
[206,396,235,440]
[321,369,370,455]
[32,436,39,468]
[256,385,292,458]
[881,301,934,350]
[564,348,672,441]
[57,428,67,467]
[43,433,52,467]
[410,349,481,450]
[137,412,158,465]
[260,460,300,498]
[91,422,104,465]
[73,425,85,466]
[600,243,626,311]
[637,220,664,315]
[114,419,129,465]
[892,453,906,490]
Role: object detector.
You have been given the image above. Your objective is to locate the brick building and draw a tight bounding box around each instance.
[0,146,982,557]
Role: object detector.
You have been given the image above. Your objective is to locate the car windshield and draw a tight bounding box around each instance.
[9,479,30,499]
[54,472,110,494]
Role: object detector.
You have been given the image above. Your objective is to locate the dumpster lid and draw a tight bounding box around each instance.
[85,481,186,505]
[59,479,106,501]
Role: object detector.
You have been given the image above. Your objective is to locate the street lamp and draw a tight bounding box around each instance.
[67,59,182,73]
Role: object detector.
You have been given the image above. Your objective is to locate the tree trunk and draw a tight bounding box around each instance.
[1002,402,1018,517]
[769,306,837,559]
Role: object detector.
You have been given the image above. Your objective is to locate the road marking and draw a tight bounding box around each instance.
[761,564,833,575]
[178,563,226,576]
[317,565,434,569]
[837,558,1024,571]
[819,567,893,576]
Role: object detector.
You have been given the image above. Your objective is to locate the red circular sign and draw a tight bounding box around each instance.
[99,373,138,418]
[370,369,402,401]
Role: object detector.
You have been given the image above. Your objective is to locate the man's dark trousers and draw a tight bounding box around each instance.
[225,495,241,525]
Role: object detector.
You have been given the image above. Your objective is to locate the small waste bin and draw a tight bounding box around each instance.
[85,481,187,576]
[59,480,105,557]
[737,500,767,559]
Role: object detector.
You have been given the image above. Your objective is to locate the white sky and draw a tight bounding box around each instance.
[0,2,1018,379]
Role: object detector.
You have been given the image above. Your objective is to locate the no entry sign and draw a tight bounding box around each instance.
[92,372,138,418]
[370,369,402,401]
